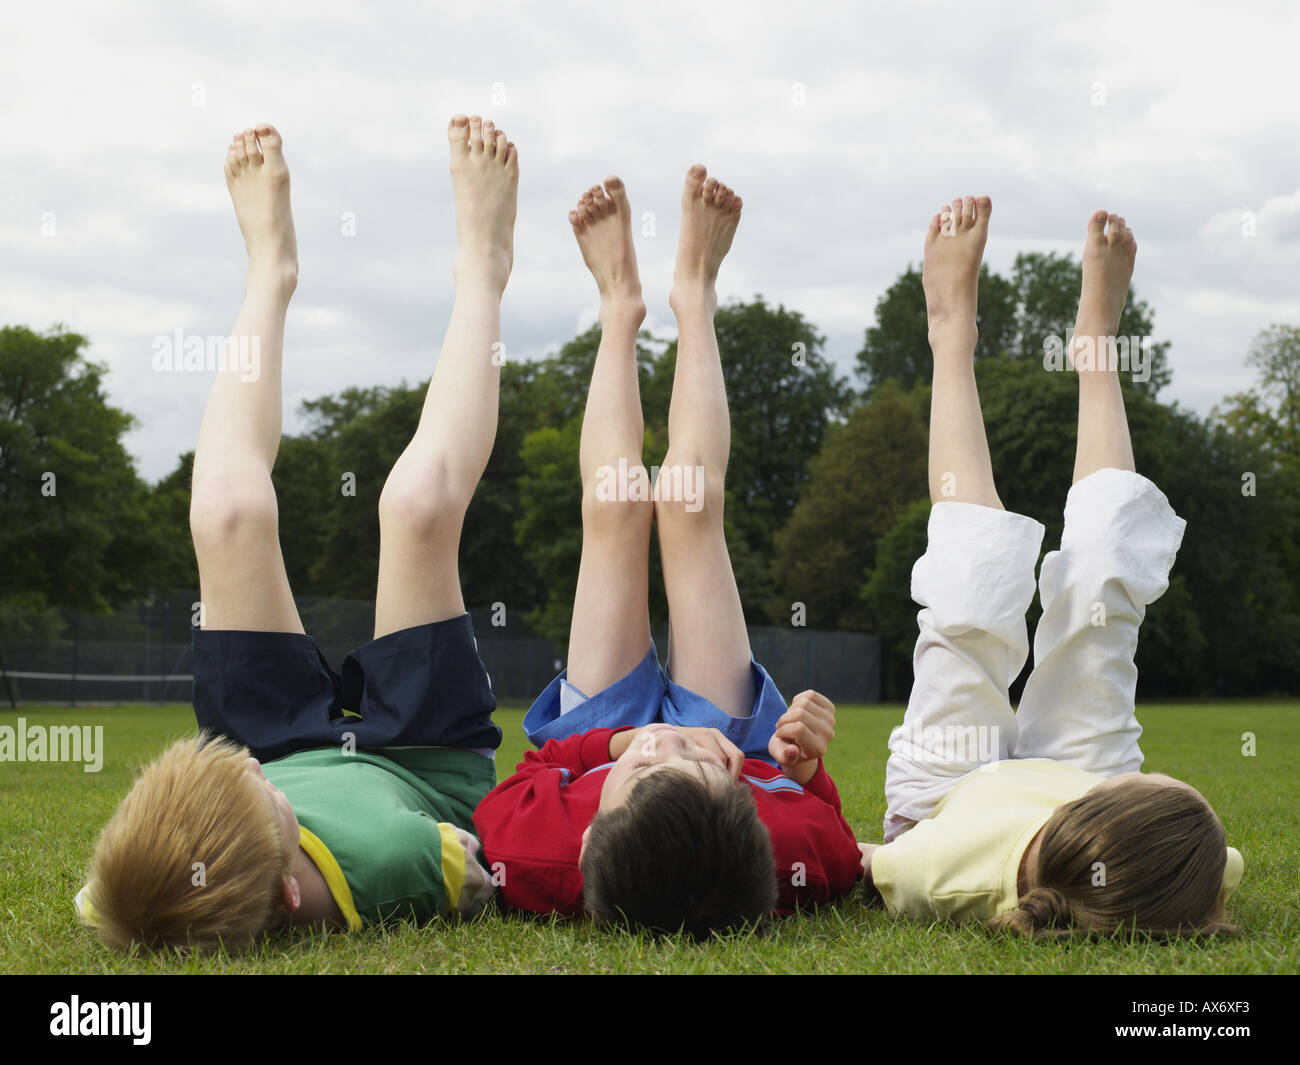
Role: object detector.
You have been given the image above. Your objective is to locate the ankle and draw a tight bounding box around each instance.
[599,294,646,328]
[245,259,298,303]
[928,318,978,351]
[668,282,717,318]
[453,251,511,296]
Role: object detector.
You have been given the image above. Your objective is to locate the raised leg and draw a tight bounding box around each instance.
[653,166,751,719]
[1071,210,1137,482]
[564,177,655,695]
[372,115,518,639]
[925,196,1003,510]
[190,125,303,633]
[1014,212,1184,773]
[883,196,1044,841]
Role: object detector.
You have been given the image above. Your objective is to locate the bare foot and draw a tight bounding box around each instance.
[922,194,991,351]
[668,165,741,315]
[224,124,298,299]
[447,114,518,293]
[1078,210,1137,339]
[570,177,645,321]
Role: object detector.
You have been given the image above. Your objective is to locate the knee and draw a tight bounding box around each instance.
[581,462,655,532]
[378,462,472,543]
[189,472,279,552]
[652,458,724,532]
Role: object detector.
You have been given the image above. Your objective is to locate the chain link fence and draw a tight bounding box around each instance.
[0,594,880,708]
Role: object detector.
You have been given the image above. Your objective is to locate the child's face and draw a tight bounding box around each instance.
[597,724,734,814]
[243,757,300,860]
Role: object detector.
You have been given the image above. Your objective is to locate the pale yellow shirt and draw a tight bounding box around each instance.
[870,759,1103,922]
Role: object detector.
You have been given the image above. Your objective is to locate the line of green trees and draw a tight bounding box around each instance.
[2,250,1296,698]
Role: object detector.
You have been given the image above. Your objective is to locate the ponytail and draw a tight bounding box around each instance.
[988,887,1074,939]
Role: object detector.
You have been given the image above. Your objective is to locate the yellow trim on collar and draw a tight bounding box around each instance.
[438,823,466,910]
[298,826,363,932]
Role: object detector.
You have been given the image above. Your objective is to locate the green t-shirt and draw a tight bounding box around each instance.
[263,746,496,928]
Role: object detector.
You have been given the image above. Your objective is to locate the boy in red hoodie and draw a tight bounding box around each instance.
[474,166,864,936]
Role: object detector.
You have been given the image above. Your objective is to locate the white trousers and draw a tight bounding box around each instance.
[882,468,1187,842]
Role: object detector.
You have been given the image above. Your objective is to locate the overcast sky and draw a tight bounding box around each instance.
[4,0,1297,481]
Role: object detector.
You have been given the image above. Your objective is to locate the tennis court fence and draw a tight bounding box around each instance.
[0,594,880,707]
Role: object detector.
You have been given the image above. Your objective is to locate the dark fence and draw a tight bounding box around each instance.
[0,594,880,707]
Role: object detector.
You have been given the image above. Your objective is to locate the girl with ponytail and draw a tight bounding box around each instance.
[857,195,1243,939]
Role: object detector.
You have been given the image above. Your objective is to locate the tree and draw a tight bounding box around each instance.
[767,380,929,633]
[0,326,161,626]
[648,297,850,618]
[856,254,1171,397]
[1010,252,1171,395]
[856,264,1017,394]
[861,498,931,699]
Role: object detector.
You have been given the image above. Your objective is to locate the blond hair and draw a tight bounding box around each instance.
[988,778,1235,940]
[85,735,290,952]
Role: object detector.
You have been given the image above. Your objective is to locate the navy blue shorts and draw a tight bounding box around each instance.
[192,613,501,764]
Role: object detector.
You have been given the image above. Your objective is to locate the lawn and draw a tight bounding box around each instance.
[1,701,1295,974]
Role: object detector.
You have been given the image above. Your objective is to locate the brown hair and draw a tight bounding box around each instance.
[988,779,1235,940]
[85,735,291,952]
[581,769,776,938]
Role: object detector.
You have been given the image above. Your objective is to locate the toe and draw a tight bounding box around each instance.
[604,175,626,201]
[962,196,976,228]
[483,120,497,155]
[243,129,263,166]
[232,134,249,167]
[468,115,484,153]
[224,144,239,181]
[685,164,707,193]
[448,115,471,155]
[504,141,518,169]
[975,195,992,224]
[1087,209,1108,236]
[569,208,583,231]
[927,212,942,240]
[1106,213,1122,241]
[493,129,508,160]
[254,123,283,154]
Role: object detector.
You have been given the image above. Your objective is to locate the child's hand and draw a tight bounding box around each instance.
[451,827,496,917]
[674,727,746,780]
[609,725,745,780]
[768,690,836,785]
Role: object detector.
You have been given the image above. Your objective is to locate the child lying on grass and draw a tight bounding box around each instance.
[77,115,517,950]
[859,195,1243,938]
[473,166,864,937]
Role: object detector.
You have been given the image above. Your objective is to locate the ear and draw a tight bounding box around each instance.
[280,874,302,914]
[578,824,592,869]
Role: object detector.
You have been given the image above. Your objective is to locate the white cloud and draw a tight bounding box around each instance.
[2,0,1298,480]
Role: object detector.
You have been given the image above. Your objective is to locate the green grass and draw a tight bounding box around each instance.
[1,701,1296,974]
